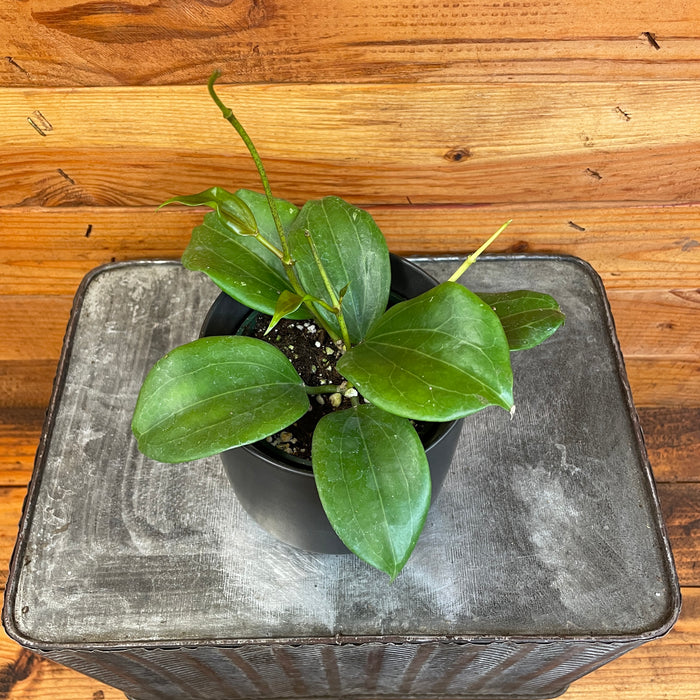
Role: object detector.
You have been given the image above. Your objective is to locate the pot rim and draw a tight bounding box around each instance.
[236,414,463,479]
[210,252,461,477]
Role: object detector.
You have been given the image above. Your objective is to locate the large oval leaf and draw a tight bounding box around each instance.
[236,188,299,243]
[132,336,309,463]
[312,405,430,580]
[181,189,309,318]
[287,196,390,343]
[476,290,565,351]
[337,281,513,421]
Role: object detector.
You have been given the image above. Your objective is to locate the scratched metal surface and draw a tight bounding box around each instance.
[5,256,678,653]
[45,639,640,700]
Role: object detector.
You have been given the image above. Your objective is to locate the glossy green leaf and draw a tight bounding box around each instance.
[132,336,309,463]
[161,187,258,236]
[180,189,308,318]
[338,281,513,421]
[265,290,322,334]
[287,196,390,343]
[476,290,565,351]
[236,188,300,241]
[312,405,431,580]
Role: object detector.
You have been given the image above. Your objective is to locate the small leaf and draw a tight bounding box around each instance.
[287,197,390,343]
[338,281,513,421]
[313,405,431,580]
[266,290,315,334]
[161,187,259,236]
[338,282,350,304]
[132,336,309,463]
[475,290,565,350]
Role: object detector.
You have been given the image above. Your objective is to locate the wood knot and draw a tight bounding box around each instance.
[444,147,471,162]
[0,649,41,695]
[508,240,530,253]
[676,238,700,252]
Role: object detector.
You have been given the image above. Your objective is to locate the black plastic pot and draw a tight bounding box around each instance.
[201,254,464,554]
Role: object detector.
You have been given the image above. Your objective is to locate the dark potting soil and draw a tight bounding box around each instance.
[246,314,436,467]
[248,314,355,463]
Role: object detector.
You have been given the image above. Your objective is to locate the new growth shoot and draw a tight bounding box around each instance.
[207,71,350,344]
[448,220,512,283]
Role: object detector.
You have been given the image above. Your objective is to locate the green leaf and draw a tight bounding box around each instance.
[132,336,309,463]
[161,187,259,236]
[287,196,390,343]
[235,188,300,241]
[337,281,513,421]
[475,290,565,351]
[182,212,296,316]
[312,405,431,580]
[265,290,318,334]
[180,189,308,319]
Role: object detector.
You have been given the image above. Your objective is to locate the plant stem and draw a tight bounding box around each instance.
[448,220,512,283]
[207,72,291,263]
[207,71,340,341]
[304,229,352,350]
[253,232,286,261]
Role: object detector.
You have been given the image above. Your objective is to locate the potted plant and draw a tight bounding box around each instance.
[132,72,564,579]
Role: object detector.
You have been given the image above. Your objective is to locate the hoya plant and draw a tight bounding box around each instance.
[132,73,565,579]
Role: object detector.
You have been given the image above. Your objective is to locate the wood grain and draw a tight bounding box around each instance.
[642,407,700,483]
[1,0,699,87]
[0,362,57,411]
[607,289,700,360]
[0,410,43,488]
[1,205,699,295]
[0,488,27,591]
[659,483,700,587]
[3,82,700,207]
[0,297,73,361]
[1,0,698,695]
[625,359,700,407]
[2,303,698,411]
[0,626,122,699]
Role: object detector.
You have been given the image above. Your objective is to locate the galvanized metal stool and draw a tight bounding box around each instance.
[3,256,679,700]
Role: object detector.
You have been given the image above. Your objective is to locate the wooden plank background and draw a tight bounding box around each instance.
[0,0,698,697]
[2,0,700,85]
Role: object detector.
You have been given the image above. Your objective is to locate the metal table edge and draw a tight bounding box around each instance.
[2,254,681,652]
